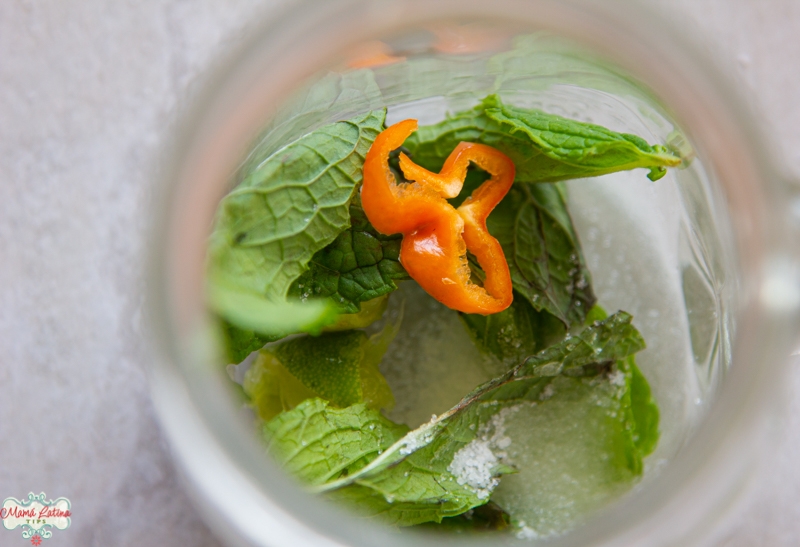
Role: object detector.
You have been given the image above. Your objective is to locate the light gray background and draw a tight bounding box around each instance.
[1,1,799,545]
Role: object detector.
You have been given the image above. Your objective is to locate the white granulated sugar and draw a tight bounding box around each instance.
[482,404,526,459]
[399,426,436,455]
[448,439,499,499]
[608,370,626,387]
[515,521,539,540]
[447,405,528,499]
[496,436,512,449]
[399,434,423,455]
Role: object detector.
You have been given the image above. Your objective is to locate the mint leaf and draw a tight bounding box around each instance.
[264,397,508,526]
[487,346,659,537]
[289,196,410,313]
[460,181,593,328]
[403,105,541,180]
[403,95,680,183]
[239,69,385,180]
[210,281,337,363]
[424,502,511,532]
[404,95,675,326]
[264,398,408,485]
[489,370,643,538]
[486,181,595,326]
[331,354,654,530]
[218,292,392,365]
[627,355,660,457]
[207,110,387,302]
[483,95,680,182]
[245,322,399,421]
[582,305,659,458]
[272,332,371,408]
[326,455,508,526]
[315,312,645,494]
[208,282,339,338]
[264,313,647,527]
[584,302,611,325]
[322,295,390,332]
[219,319,282,364]
[460,292,566,367]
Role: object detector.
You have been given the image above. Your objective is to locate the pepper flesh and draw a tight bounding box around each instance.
[361,119,514,315]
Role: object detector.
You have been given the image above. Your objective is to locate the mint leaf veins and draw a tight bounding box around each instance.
[260,313,645,526]
[404,94,680,184]
[207,109,386,302]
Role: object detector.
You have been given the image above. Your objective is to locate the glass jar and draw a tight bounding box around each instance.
[146,0,800,545]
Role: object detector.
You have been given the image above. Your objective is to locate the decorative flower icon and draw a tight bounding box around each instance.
[30,535,43,546]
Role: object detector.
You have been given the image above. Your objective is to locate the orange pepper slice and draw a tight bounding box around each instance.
[361,119,514,315]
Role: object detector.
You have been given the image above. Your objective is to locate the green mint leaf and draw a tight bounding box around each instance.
[423,502,511,532]
[403,95,680,184]
[288,196,410,314]
[207,109,387,302]
[472,303,657,536]
[219,293,392,365]
[219,319,282,364]
[447,167,491,208]
[459,292,567,367]
[208,282,339,338]
[322,313,645,527]
[583,305,659,457]
[322,294,390,332]
[314,312,644,495]
[263,313,648,527]
[264,401,505,527]
[331,352,654,530]
[332,397,526,526]
[271,332,370,408]
[326,454,507,526]
[403,104,547,181]
[482,94,681,182]
[489,369,643,537]
[486,181,596,326]
[584,302,610,324]
[455,179,593,328]
[627,355,660,457]
[264,398,408,486]
[238,69,385,180]
[245,322,399,421]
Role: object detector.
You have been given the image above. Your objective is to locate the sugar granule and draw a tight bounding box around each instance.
[448,439,499,500]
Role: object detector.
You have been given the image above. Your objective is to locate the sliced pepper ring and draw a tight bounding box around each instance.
[361,119,514,315]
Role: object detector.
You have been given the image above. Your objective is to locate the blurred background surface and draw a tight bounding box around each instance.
[1,1,799,545]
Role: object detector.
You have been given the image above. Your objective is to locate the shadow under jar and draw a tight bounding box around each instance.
[148,1,800,546]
